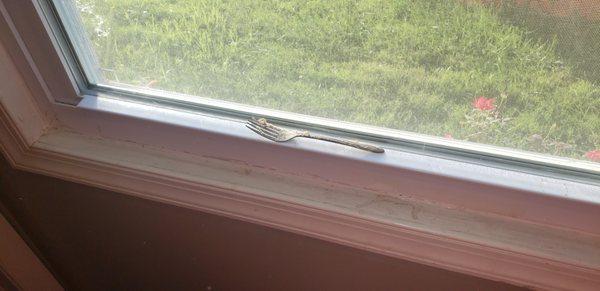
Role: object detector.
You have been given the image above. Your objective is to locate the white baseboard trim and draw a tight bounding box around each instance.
[0,209,63,290]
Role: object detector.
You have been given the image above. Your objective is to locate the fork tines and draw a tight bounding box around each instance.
[246,117,281,141]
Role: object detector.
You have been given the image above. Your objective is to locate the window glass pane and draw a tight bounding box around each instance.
[68,0,598,162]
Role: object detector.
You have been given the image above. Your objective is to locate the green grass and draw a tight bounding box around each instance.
[75,0,600,160]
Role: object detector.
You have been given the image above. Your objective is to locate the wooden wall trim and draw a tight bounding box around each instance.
[0,212,62,291]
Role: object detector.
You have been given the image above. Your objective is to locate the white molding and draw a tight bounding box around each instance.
[21,129,600,290]
[0,210,63,290]
[0,32,50,146]
[2,8,600,291]
[54,94,600,235]
[0,0,82,105]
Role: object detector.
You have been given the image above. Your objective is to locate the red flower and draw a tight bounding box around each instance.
[444,133,453,139]
[585,150,600,162]
[472,96,496,111]
[145,79,159,87]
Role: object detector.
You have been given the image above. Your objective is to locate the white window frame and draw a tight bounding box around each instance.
[1,0,599,289]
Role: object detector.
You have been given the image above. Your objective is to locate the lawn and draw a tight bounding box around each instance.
[75,0,600,161]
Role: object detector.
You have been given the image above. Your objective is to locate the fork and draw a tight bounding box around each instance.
[246,117,385,153]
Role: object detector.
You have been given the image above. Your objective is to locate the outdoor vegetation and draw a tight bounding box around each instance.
[74,0,600,161]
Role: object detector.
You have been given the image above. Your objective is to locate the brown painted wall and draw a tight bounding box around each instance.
[0,157,525,291]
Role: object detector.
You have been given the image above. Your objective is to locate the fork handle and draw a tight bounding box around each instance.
[304,134,385,153]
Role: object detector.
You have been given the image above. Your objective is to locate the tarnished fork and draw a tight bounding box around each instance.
[245,117,384,153]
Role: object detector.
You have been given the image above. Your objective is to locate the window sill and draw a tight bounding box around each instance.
[1,95,599,290]
[57,94,600,235]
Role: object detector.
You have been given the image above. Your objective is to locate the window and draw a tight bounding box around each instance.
[56,0,600,165]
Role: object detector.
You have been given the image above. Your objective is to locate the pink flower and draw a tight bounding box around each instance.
[145,79,159,87]
[444,133,453,139]
[472,96,496,111]
[585,150,600,162]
